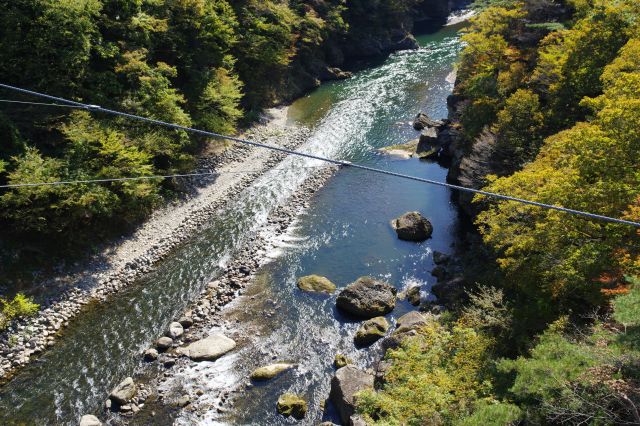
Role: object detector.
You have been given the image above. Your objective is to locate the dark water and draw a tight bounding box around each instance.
[0,22,464,426]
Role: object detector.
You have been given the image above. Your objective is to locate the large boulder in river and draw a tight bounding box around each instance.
[407,286,421,306]
[179,333,236,361]
[354,316,389,346]
[109,377,137,405]
[250,363,295,381]
[276,393,307,419]
[413,112,444,131]
[297,275,336,294]
[80,415,102,426]
[336,277,397,318]
[330,365,375,425]
[391,212,433,242]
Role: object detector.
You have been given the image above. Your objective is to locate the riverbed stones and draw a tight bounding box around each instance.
[167,322,184,339]
[330,365,374,425]
[297,275,336,294]
[407,285,421,306]
[250,363,295,381]
[276,393,307,419]
[179,333,236,361]
[143,348,159,361]
[109,377,137,405]
[391,212,433,242]
[336,277,397,318]
[156,337,173,350]
[79,414,102,426]
[354,317,389,346]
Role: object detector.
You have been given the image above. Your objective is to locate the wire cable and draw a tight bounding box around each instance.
[1,82,639,228]
[0,99,85,108]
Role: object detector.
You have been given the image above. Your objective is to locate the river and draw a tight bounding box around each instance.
[0,21,464,425]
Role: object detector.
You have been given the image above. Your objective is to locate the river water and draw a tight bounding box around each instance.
[0,22,464,425]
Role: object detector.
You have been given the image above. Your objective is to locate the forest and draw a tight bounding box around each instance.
[356,0,640,424]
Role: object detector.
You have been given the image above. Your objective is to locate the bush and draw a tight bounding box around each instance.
[0,293,39,330]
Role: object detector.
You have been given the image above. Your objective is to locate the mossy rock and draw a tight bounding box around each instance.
[276,393,307,419]
[354,316,389,346]
[334,353,353,369]
[297,275,336,294]
[250,363,295,381]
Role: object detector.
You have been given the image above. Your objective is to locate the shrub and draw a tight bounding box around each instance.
[0,293,39,330]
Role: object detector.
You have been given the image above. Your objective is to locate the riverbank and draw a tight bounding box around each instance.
[0,108,310,383]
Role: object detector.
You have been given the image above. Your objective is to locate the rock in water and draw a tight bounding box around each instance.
[336,277,397,318]
[143,348,159,361]
[109,377,137,405]
[334,353,353,369]
[276,393,307,419]
[180,333,236,361]
[354,317,389,346]
[297,275,337,294]
[413,112,444,130]
[79,414,102,426]
[330,365,374,425]
[433,251,451,265]
[407,286,421,306]
[167,322,184,339]
[156,336,173,350]
[391,212,433,242]
[250,363,295,381]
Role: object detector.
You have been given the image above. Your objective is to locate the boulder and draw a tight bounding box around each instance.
[276,393,307,419]
[109,377,136,405]
[79,415,102,426]
[433,251,451,265]
[413,112,443,131]
[336,277,397,318]
[156,336,173,350]
[167,322,184,339]
[396,311,428,331]
[381,328,418,351]
[330,366,374,425]
[374,360,392,389]
[417,127,439,151]
[391,212,433,242]
[334,353,353,369]
[322,67,353,81]
[351,415,368,426]
[179,333,236,361]
[407,286,421,306]
[143,348,159,361]
[354,317,389,346]
[297,275,336,294]
[250,363,295,381]
[431,277,466,305]
[431,265,447,281]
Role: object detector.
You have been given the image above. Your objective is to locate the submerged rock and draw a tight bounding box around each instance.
[276,393,307,419]
[109,377,136,405]
[297,275,337,294]
[179,333,236,361]
[330,365,374,425]
[354,317,389,346]
[336,277,397,318]
[250,363,295,381]
[79,414,102,426]
[391,212,433,242]
[334,353,353,369]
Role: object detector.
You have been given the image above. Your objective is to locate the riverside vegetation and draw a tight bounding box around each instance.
[355,1,640,425]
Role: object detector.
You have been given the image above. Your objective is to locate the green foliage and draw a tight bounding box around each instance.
[458,400,522,425]
[613,277,640,328]
[357,320,494,425]
[0,293,39,330]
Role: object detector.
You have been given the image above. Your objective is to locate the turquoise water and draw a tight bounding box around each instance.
[0,23,464,425]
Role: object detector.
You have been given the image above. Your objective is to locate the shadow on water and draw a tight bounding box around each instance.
[0,22,465,426]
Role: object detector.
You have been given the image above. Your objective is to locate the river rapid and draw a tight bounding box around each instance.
[0,21,464,425]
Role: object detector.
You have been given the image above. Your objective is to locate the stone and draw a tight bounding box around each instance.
[167,322,184,339]
[413,112,443,131]
[354,317,389,346]
[391,212,433,242]
[179,333,236,361]
[109,377,137,405]
[334,353,353,369]
[250,363,295,381]
[178,317,193,328]
[396,311,429,331]
[433,251,451,265]
[407,286,421,306]
[156,336,173,350]
[351,415,368,426]
[143,348,159,361]
[297,275,337,294]
[431,277,466,305]
[330,365,374,425]
[336,277,397,319]
[431,265,447,281]
[176,395,190,408]
[417,127,439,151]
[276,393,307,419]
[79,414,102,426]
